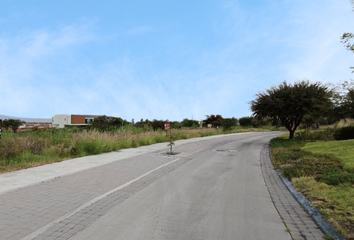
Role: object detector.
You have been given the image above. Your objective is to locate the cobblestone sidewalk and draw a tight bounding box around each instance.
[260,144,325,240]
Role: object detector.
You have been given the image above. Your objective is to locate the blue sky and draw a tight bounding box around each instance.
[1,0,353,121]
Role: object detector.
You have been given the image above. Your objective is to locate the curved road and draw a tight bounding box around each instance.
[0,132,291,240]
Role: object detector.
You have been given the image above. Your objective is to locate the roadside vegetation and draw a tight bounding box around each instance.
[270,120,354,239]
[0,121,271,174]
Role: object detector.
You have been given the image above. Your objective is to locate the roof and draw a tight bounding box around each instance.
[0,114,52,123]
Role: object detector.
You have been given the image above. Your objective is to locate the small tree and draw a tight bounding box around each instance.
[250,80,332,139]
[151,119,165,131]
[181,118,199,128]
[204,114,222,128]
[222,117,237,131]
[239,116,254,127]
[3,119,25,133]
[167,130,175,154]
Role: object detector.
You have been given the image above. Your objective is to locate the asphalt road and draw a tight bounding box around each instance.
[0,132,291,240]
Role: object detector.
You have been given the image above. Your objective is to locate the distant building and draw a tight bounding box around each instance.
[0,114,52,130]
[52,114,100,128]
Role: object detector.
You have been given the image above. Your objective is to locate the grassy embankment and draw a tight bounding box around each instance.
[271,126,354,239]
[0,125,270,174]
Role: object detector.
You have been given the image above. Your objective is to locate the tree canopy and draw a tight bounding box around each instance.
[2,119,25,133]
[222,117,237,131]
[92,115,128,131]
[239,116,257,127]
[181,118,199,128]
[204,115,222,127]
[250,80,332,139]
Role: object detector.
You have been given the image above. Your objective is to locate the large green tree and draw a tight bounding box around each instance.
[3,119,25,133]
[250,80,332,139]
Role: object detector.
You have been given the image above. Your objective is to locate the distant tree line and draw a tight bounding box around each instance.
[90,115,242,132]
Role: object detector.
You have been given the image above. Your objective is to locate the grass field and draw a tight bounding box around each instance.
[271,133,354,239]
[301,140,354,172]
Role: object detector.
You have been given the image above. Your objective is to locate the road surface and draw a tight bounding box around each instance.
[0,132,291,240]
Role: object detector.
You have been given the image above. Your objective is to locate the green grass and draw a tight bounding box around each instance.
[301,139,354,172]
[292,177,354,239]
[324,234,334,240]
[271,135,354,239]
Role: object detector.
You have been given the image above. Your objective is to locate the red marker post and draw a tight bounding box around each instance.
[164,123,170,131]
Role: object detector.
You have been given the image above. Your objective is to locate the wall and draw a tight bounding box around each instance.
[71,115,85,124]
[52,114,71,128]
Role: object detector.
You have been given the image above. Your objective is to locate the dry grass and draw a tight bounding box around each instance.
[0,126,271,173]
[0,128,223,173]
[335,118,354,128]
[292,177,354,239]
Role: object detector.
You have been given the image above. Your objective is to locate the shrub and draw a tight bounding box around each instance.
[151,120,165,131]
[76,139,104,155]
[295,128,336,141]
[179,133,188,139]
[153,136,165,143]
[222,118,238,131]
[130,140,138,148]
[70,146,82,156]
[333,126,354,140]
[138,138,151,146]
[181,119,199,128]
[238,116,258,127]
[115,140,129,149]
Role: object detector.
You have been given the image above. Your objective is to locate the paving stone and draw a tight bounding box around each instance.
[260,144,324,240]
[0,135,325,240]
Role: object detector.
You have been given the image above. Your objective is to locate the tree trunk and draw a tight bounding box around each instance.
[289,130,295,139]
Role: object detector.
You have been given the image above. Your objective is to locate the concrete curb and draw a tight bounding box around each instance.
[261,144,325,240]
[275,169,346,240]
